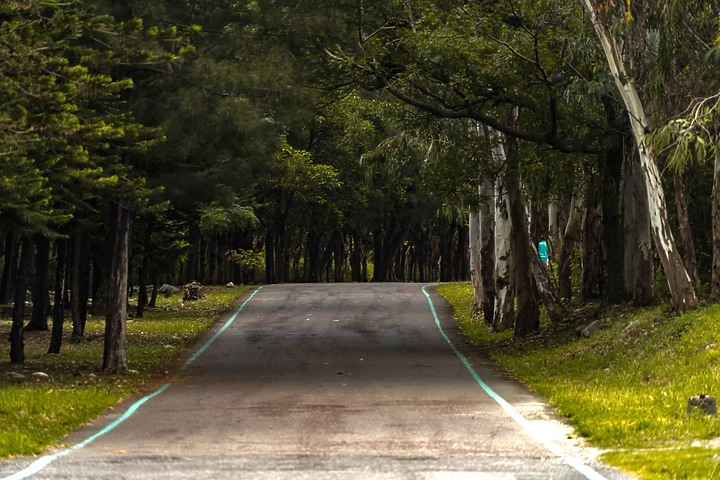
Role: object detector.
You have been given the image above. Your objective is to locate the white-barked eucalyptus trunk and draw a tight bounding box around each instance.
[581,0,697,310]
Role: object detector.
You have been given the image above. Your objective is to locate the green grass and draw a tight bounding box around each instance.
[0,285,254,459]
[436,282,720,480]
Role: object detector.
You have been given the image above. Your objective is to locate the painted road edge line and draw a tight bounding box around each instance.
[421,285,609,480]
[2,285,264,480]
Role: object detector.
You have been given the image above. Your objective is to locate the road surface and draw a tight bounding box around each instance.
[0,283,631,480]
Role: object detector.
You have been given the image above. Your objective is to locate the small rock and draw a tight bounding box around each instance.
[8,372,25,380]
[688,395,717,416]
[624,320,639,332]
[127,369,139,375]
[158,284,180,297]
[32,372,49,379]
[226,282,235,288]
[577,319,611,338]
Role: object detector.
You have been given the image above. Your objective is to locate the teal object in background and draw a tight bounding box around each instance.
[538,240,549,264]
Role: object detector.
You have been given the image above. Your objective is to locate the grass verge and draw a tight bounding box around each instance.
[436,282,720,480]
[0,285,254,460]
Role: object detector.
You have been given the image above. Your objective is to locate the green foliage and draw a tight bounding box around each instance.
[199,203,258,236]
[226,249,265,275]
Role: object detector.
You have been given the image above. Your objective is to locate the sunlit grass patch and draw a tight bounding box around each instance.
[602,447,720,480]
[0,285,254,459]
[436,282,720,479]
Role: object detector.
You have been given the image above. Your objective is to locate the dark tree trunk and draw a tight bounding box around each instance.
[351,229,363,282]
[712,137,720,298]
[91,255,107,316]
[334,232,345,282]
[265,229,276,284]
[673,171,699,285]
[79,233,90,335]
[623,148,655,305]
[529,242,566,322]
[456,223,469,281]
[49,239,68,354]
[601,143,625,304]
[558,195,582,300]
[582,174,603,301]
[148,270,159,308]
[372,227,386,282]
[0,232,17,305]
[186,223,200,283]
[103,204,130,374]
[10,237,32,364]
[479,187,496,325]
[71,224,83,338]
[306,227,322,282]
[136,222,152,318]
[506,138,540,336]
[27,234,50,331]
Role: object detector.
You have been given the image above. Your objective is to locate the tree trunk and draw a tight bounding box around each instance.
[469,209,482,312]
[602,141,626,304]
[351,229,363,282]
[479,181,495,324]
[0,232,17,305]
[103,204,130,374]
[582,0,696,311]
[582,174,603,301]
[149,270,159,308]
[673,171,699,285]
[71,224,83,338]
[265,229,276,284]
[529,242,566,322]
[548,202,560,256]
[10,237,32,364]
[623,149,655,305]
[505,136,540,336]
[558,195,582,300]
[136,222,153,317]
[712,136,720,298]
[49,239,68,354]
[493,179,515,330]
[79,234,90,335]
[456,223,469,281]
[27,234,50,331]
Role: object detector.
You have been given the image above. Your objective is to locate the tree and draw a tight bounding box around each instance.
[579,0,697,311]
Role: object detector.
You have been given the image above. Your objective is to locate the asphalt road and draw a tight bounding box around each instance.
[0,283,632,480]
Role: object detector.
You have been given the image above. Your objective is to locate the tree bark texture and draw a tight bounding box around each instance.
[493,173,515,330]
[582,174,603,301]
[581,0,697,310]
[468,209,483,313]
[10,237,32,364]
[712,137,720,298]
[479,180,496,325]
[71,223,83,338]
[673,172,699,285]
[623,149,655,305]
[27,234,50,331]
[0,232,17,305]
[103,204,130,374]
[601,142,625,304]
[505,137,540,336]
[49,239,68,354]
[529,242,566,322]
[136,222,153,317]
[558,195,582,300]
